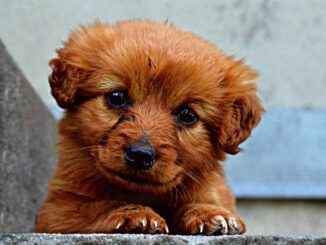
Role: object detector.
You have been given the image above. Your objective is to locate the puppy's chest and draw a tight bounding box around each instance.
[109,190,179,211]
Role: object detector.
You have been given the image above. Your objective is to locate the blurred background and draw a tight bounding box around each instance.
[0,0,325,235]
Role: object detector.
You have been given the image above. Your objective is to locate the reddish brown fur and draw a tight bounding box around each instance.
[34,20,264,235]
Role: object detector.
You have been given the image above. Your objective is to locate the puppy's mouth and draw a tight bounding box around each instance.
[104,167,180,186]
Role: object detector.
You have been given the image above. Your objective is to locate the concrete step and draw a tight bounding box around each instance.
[0,39,57,232]
[0,234,325,245]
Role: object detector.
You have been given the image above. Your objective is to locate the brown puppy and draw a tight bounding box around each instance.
[34,20,264,235]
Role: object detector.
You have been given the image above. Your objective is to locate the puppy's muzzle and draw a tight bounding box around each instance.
[125,143,156,170]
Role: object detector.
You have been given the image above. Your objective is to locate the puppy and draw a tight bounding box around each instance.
[34,20,264,235]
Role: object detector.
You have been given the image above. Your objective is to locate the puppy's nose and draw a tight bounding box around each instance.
[125,144,155,170]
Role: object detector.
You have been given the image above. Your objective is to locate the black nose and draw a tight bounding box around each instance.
[125,144,156,170]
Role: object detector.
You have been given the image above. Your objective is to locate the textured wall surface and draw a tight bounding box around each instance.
[0,0,325,110]
[1,0,325,199]
[0,39,56,232]
[237,200,326,236]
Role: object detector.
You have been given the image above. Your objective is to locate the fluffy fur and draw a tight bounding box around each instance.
[34,20,264,235]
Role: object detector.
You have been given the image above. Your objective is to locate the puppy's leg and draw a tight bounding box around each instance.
[34,193,168,234]
[172,203,245,235]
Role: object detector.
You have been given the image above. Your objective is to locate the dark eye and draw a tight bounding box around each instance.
[175,107,198,125]
[105,90,129,109]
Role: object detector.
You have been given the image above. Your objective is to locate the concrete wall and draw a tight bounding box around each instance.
[0,39,56,233]
[0,0,326,110]
[237,200,326,236]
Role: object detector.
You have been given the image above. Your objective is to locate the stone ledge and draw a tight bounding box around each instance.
[0,234,325,245]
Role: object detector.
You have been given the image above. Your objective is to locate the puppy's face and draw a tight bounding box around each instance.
[51,21,264,194]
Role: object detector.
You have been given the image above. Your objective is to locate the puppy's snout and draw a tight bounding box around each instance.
[125,144,156,170]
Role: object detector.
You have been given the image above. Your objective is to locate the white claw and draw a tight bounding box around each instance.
[164,225,169,234]
[153,220,158,229]
[115,222,123,230]
[199,224,204,233]
[228,218,238,234]
[141,219,146,227]
[212,215,228,234]
[229,218,238,229]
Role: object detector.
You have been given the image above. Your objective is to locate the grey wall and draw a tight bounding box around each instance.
[238,200,326,236]
[1,0,326,199]
[0,39,56,232]
[1,0,326,111]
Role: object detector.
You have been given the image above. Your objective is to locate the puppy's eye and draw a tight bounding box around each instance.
[175,108,198,125]
[105,90,129,109]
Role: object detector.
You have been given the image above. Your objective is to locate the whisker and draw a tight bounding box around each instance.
[182,169,202,185]
[179,181,193,202]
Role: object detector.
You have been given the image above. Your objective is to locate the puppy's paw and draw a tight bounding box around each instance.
[173,204,245,235]
[107,205,169,234]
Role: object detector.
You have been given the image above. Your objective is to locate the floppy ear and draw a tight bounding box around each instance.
[219,58,264,155]
[49,51,87,109]
[49,22,113,109]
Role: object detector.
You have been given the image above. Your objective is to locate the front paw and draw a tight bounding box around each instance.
[173,204,245,235]
[107,205,169,234]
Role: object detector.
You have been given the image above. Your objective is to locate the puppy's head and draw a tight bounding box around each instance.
[51,21,264,194]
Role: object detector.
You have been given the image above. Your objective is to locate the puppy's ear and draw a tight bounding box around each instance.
[219,58,264,155]
[49,51,87,109]
[49,22,113,109]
